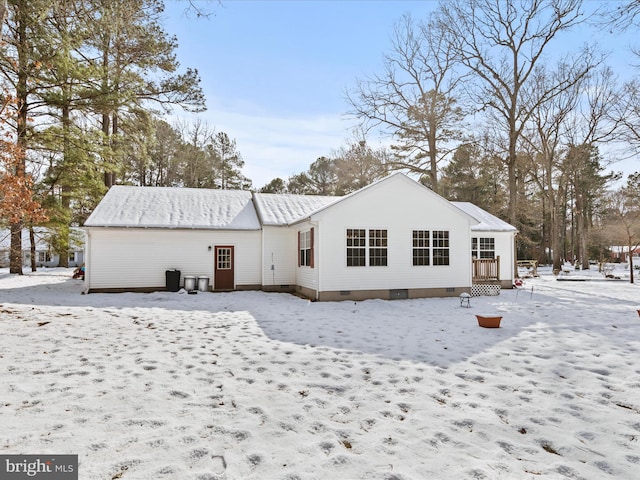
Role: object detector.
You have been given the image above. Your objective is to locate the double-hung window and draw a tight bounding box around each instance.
[412,230,430,266]
[298,229,314,267]
[369,229,388,266]
[472,237,495,259]
[346,229,387,266]
[432,230,450,266]
[346,229,366,266]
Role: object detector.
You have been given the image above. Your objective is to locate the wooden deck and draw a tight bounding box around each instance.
[473,256,500,283]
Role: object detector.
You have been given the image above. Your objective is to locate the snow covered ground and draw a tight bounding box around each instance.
[1,266,639,480]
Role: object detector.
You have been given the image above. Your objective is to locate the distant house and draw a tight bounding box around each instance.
[609,246,640,263]
[83,173,517,300]
[0,227,85,268]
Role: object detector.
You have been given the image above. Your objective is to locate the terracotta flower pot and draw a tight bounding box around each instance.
[476,315,502,328]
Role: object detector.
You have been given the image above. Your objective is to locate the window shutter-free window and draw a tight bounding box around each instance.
[299,230,313,267]
[346,229,387,267]
[369,229,388,266]
[472,237,495,259]
[433,230,450,266]
[346,229,366,266]
[412,230,430,266]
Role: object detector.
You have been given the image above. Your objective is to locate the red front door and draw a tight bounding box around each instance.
[214,246,234,290]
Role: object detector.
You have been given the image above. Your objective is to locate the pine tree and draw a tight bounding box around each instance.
[210,132,251,190]
[84,0,205,187]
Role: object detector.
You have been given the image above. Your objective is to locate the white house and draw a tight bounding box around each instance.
[83,173,517,300]
[452,202,518,291]
[0,227,85,268]
[82,187,262,292]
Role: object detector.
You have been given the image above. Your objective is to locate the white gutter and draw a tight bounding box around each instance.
[309,220,320,301]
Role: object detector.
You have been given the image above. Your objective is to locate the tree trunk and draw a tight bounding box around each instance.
[507,129,518,227]
[574,190,591,270]
[29,226,36,272]
[10,1,28,275]
[580,218,590,270]
[59,103,71,268]
[9,223,23,274]
[629,242,635,284]
[428,128,438,193]
[549,173,563,274]
[101,40,115,188]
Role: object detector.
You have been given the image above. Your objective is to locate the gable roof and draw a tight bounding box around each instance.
[252,193,339,226]
[288,172,480,226]
[452,202,517,232]
[83,186,260,230]
[81,175,516,233]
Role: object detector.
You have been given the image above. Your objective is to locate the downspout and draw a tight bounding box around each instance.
[251,192,266,290]
[261,227,265,289]
[512,231,519,285]
[309,220,320,301]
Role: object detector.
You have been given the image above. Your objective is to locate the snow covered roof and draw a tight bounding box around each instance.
[253,193,340,226]
[81,180,516,233]
[283,172,480,226]
[83,186,261,230]
[451,202,517,232]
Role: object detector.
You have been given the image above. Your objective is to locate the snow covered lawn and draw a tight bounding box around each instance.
[1,267,639,479]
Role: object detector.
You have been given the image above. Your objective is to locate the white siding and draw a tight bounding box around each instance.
[85,228,261,290]
[262,226,297,286]
[471,231,515,282]
[295,222,319,290]
[496,232,515,282]
[304,175,474,293]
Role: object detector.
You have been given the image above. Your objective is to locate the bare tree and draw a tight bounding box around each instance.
[612,79,640,153]
[174,117,215,188]
[346,13,464,192]
[567,66,621,270]
[603,173,640,283]
[437,0,595,225]
[522,64,618,271]
[332,139,389,195]
[566,66,620,147]
[521,63,580,272]
[599,0,640,31]
[176,0,223,19]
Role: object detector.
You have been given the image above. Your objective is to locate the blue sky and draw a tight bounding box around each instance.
[162,0,638,189]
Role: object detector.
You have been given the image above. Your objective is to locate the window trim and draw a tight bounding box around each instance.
[346,228,366,267]
[298,228,314,268]
[346,228,388,267]
[217,247,232,270]
[432,230,450,266]
[368,229,388,267]
[472,237,495,259]
[412,230,430,266]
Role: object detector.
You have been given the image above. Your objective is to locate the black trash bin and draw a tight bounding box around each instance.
[165,269,181,292]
